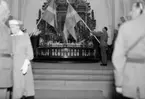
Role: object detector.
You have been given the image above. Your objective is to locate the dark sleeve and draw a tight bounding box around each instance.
[92,31,102,37]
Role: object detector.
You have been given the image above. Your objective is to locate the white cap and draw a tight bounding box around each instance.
[9,19,23,26]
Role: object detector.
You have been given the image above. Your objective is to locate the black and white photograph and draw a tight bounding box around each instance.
[0,0,145,99]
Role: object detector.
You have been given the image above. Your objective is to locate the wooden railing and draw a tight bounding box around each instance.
[36,46,96,59]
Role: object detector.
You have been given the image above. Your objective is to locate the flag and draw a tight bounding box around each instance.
[42,0,56,27]
[63,4,82,41]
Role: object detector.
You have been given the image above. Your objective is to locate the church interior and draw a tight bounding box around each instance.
[0,0,141,99]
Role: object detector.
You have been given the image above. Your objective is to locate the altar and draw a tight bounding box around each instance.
[31,0,100,60]
[36,42,96,59]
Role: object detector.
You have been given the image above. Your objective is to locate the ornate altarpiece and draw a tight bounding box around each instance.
[32,0,99,60]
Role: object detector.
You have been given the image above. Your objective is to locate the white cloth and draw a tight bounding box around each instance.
[9,19,23,25]
[11,30,24,36]
[20,59,30,75]
[116,87,122,94]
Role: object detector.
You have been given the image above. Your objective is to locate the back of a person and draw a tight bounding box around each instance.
[119,12,145,99]
[103,31,108,43]
[112,30,118,48]
[100,31,108,47]
[125,14,145,46]
[121,13,145,57]
[0,23,12,88]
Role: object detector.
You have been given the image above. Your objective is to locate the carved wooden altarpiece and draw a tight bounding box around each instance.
[32,0,99,60]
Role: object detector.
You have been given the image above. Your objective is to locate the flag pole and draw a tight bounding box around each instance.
[80,16,100,44]
[66,0,100,44]
[30,13,43,37]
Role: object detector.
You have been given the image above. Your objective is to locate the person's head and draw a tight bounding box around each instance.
[118,23,121,29]
[8,19,23,34]
[114,29,118,34]
[102,27,108,32]
[129,2,144,19]
[120,16,126,23]
[0,0,10,23]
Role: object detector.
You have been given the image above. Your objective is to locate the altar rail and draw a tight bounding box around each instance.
[36,47,96,59]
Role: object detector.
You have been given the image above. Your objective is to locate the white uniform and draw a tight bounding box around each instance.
[112,13,145,99]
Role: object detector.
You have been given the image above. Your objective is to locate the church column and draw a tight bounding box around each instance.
[10,0,19,19]
[112,0,115,30]
[110,0,115,45]
[115,0,123,28]
[18,0,22,20]
[20,0,26,21]
[6,0,12,13]
[6,0,25,21]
